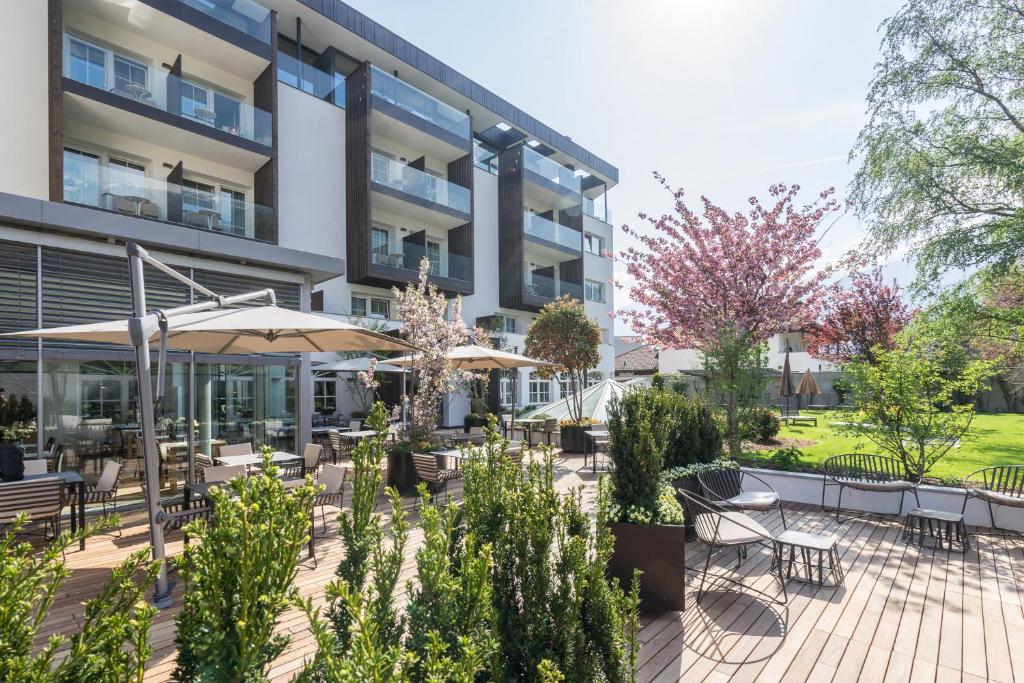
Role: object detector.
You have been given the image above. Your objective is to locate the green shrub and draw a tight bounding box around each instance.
[660,459,739,486]
[607,391,664,523]
[464,412,488,428]
[660,393,722,468]
[172,450,318,682]
[460,422,639,681]
[743,406,781,441]
[767,447,804,472]
[0,515,157,683]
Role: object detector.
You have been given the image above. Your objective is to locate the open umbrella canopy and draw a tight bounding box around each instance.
[796,370,820,397]
[314,356,407,373]
[520,379,630,424]
[387,344,552,370]
[778,352,795,397]
[2,305,417,354]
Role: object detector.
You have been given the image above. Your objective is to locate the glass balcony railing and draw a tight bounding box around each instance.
[524,211,582,251]
[523,146,581,194]
[525,274,582,301]
[64,36,272,146]
[370,65,471,139]
[63,168,273,241]
[473,142,499,175]
[277,51,344,106]
[371,245,472,282]
[583,197,612,224]
[371,153,471,214]
[180,0,272,44]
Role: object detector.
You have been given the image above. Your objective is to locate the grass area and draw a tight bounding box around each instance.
[739,410,1024,481]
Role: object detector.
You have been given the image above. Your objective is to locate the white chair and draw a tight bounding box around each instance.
[203,464,246,483]
[77,460,123,535]
[347,420,362,431]
[218,442,254,458]
[23,459,48,475]
[282,443,323,478]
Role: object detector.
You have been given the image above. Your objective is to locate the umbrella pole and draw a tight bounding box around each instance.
[511,371,517,438]
[127,244,173,608]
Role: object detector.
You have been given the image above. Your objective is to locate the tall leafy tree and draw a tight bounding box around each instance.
[851,0,1024,280]
[524,296,602,424]
[619,175,837,455]
[803,267,914,365]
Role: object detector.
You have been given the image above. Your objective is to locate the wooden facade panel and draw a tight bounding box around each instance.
[166,161,183,224]
[253,21,278,242]
[345,61,372,282]
[498,145,525,310]
[48,0,63,203]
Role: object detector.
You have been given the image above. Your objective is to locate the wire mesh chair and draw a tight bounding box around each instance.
[822,453,921,522]
[676,488,787,605]
[698,467,787,529]
[962,464,1024,529]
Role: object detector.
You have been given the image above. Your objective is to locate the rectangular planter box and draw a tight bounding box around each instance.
[609,521,687,611]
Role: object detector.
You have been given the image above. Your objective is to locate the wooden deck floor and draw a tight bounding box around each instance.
[35,453,1024,682]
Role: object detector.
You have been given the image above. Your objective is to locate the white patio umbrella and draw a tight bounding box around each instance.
[2,243,418,608]
[387,344,553,432]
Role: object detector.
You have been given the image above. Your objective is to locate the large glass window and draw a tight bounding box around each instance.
[528,372,550,405]
[350,295,367,317]
[181,81,210,121]
[370,298,390,318]
[69,38,106,89]
[107,157,146,197]
[219,188,246,234]
[371,227,390,264]
[63,148,101,206]
[585,279,606,303]
[0,360,38,457]
[426,240,441,276]
[113,55,148,94]
[182,179,217,213]
[584,232,605,255]
[314,379,337,415]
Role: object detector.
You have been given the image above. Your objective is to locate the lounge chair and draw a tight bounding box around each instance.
[822,453,921,522]
[962,464,1024,529]
[698,466,787,529]
[778,406,817,427]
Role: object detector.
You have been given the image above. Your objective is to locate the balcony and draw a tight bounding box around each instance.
[524,211,582,252]
[525,273,582,303]
[370,153,471,228]
[523,146,580,195]
[179,0,273,45]
[62,34,272,151]
[62,166,272,241]
[277,51,344,107]
[370,66,470,139]
[371,245,472,283]
[583,196,612,224]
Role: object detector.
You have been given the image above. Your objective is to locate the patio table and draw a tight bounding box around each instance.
[0,471,86,550]
[215,451,302,468]
[514,418,544,446]
[587,430,610,474]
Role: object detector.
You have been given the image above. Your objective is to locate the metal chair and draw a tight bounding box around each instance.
[699,466,787,529]
[203,464,246,484]
[962,464,1024,529]
[75,460,123,535]
[283,443,323,478]
[218,442,254,458]
[328,429,351,464]
[23,459,48,476]
[313,464,347,532]
[822,453,921,522]
[676,488,787,605]
[0,478,66,540]
[412,453,462,506]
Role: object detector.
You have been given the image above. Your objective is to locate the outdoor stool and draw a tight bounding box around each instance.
[902,507,969,552]
[774,530,844,587]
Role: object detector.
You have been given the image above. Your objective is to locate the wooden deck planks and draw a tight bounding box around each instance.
[27,454,1024,682]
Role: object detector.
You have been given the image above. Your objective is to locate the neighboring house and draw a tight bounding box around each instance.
[0,0,618,513]
[658,331,843,406]
[614,345,658,381]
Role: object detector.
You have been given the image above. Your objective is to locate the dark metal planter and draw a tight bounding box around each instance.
[609,521,687,611]
[560,424,589,453]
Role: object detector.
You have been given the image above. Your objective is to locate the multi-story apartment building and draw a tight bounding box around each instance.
[0,1,617,501]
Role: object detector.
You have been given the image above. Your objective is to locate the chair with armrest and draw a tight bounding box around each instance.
[699,466,786,529]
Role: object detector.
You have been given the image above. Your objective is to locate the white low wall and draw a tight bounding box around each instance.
[743,466,1024,533]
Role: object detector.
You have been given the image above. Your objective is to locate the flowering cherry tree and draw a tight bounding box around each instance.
[393,259,469,442]
[619,175,838,455]
[803,267,913,365]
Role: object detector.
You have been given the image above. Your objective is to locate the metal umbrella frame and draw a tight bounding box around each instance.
[4,242,418,607]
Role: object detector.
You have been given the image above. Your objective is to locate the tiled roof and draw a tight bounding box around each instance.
[614,345,658,374]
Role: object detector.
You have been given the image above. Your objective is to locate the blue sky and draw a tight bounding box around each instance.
[345,0,905,331]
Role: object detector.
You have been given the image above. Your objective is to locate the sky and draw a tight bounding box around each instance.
[344,0,906,333]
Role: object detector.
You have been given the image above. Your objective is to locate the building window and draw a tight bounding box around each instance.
[181,81,210,121]
[371,227,390,264]
[63,148,101,206]
[219,188,246,234]
[351,295,390,319]
[182,179,217,213]
[113,54,148,94]
[586,371,604,388]
[499,373,514,407]
[497,315,516,334]
[528,372,550,405]
[426,240,441,275]
[314,379,337,414]
[585,279,605,303]
[584,232,605,255]
[69,38,106,89]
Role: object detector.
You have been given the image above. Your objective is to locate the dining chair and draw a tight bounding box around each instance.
[23,459,48,476]
[0,478,65,541]
[218,442,254,458]
[74,460,123,535]
[203,464,246,483]
[313,464,348,532]
[411,453,461,507]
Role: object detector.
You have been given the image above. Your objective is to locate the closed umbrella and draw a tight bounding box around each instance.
[3,242,418,608]
[778,352,795,414]
[796,370,820,408]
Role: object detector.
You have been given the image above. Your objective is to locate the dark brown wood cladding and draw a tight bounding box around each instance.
[311,290,324,312]
[166,161,183,224]
[253,12,278,242]
[345,61,372,283]
[407,156,426,172]
[167,55,182,115]
[498,145,525,310]
[558,204,584,252]
[559,256,584,288]
[447,151,475,293]
[48,0,63,203]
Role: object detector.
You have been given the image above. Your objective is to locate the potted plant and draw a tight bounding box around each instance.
[661,460,738,542]
[0,421,34,482]
[605,389,687,611]
[524,296,602,453]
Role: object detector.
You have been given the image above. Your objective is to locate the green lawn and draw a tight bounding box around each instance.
[740,410,1024,481]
